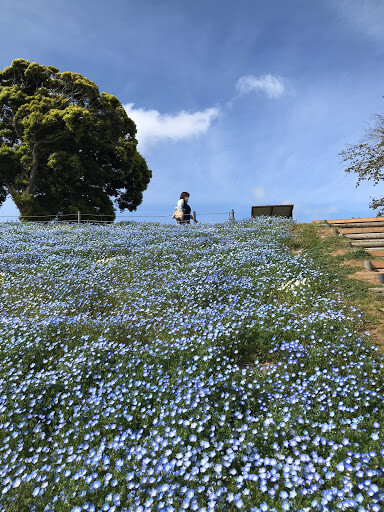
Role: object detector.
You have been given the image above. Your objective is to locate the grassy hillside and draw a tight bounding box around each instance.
[0,219,383,511]
[290,222,384,354]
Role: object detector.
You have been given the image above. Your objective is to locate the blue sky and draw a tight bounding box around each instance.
[1,0,384,222]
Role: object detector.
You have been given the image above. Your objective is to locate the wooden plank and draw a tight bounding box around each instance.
[351,241,384,247]
[345,233,384,240]
[326,217,384,224]
[272,205,294,218]
[252,204,294,219]
[339,227,384,234]
[330,222,384,228]
[368,250,384,257]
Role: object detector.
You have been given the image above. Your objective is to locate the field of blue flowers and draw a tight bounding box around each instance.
[0,218,383,512]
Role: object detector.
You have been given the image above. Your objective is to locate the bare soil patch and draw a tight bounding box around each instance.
[348,270,378,285]
[331,249,347,257]
[343,260,364,268]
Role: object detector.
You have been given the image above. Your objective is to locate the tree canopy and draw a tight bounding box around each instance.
[0,59,152,220]
[340,108,384,215]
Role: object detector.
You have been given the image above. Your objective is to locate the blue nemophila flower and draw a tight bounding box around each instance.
[0,219,383,509]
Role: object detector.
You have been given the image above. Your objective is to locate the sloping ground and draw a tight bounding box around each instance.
[0,220,383,510]
[312,217,384,353]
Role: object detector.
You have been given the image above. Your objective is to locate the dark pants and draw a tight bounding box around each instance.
[177,217,190,225]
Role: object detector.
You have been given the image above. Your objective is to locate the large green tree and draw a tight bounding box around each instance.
[0,59,151,220]
[340,107,384,215]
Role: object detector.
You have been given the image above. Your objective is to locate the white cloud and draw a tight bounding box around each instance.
[124,103,219,147]
[252,186,266,200]
[236,74,285,98]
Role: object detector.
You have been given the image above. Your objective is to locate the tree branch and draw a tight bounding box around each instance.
[40,134,65,144]
[12,115,23,143]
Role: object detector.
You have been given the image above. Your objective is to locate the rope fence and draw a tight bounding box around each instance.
[0,209,236,224]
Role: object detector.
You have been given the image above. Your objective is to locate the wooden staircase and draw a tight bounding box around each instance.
[313,217,384,290]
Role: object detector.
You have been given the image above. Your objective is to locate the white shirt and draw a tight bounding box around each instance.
[177,199,185,211]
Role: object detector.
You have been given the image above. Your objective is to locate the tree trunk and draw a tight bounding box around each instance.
[25,134,65,195]
[26,141,42,195]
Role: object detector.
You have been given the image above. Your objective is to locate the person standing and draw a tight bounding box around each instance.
[175,192,197,225]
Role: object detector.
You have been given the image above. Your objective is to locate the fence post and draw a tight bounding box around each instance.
[77,210,81,224]
[229,209,235,221]
[193,211,197,223]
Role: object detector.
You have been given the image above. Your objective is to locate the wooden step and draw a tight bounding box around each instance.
[326,217,384,224]
[332,222,384,229]
[339,226,384,234]
[351,241,384,247]
[344,233,384,240]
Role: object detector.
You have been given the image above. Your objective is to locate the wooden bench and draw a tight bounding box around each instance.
[251,204,294,219]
